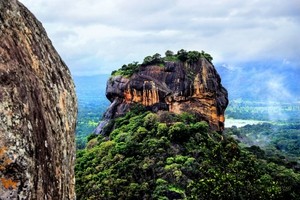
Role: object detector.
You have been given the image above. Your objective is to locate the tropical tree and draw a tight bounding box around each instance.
[177,49,188,62]
[165,50,174,57]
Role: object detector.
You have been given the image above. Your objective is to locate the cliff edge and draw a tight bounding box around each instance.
[96,51,228,134]
[0,0,77,199]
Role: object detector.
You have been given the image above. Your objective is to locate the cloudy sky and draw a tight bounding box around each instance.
[19,0,300,76]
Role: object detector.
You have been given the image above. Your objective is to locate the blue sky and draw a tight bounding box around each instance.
[20,0,300,76]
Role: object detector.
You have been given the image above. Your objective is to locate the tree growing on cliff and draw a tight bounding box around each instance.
[165,50,174,57]
[111,49,214,77]
[187,50,201,63]
[142,53,164,66]
[200,50,213,62]
[177,49,188,62]
[111,62,140,77]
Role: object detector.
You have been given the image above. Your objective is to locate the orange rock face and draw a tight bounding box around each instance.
[124,81,160,106]
[101,59,228,133]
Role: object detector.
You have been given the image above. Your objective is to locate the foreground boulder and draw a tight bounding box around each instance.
[0,0,77,199]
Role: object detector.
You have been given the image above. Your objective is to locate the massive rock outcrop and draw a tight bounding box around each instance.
[96,58,228,134]
[0,1,77,199]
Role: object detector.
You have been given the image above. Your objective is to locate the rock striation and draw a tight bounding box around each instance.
[0,0,77,199]
[96,58,228,134]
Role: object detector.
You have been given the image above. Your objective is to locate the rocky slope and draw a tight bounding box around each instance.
[96,57,228,134]
[0,0,77,199]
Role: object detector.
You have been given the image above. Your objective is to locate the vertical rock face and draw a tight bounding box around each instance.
[101,59,228,133]
[0,1,77,199]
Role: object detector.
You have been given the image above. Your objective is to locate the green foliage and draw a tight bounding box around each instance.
[187,50,201,63]
[87,133,97,142]
[110,49,214,79]
[157,123,168,136]
[177,49,188,62]
[129,103,148,115]
[225,122,300,171]
[74,75,110,149]
[200,50,213,63]
[142,53,164,66]
[165,50,174,57]
[143,113,158,129]
[111,61,140,77]
[76,110,300,199]
[178,112,198,124]
[190,121,209,133]
[157,111,178,124]
[143,56,153,65]
[176,49,213,63]
[168,122,189,142]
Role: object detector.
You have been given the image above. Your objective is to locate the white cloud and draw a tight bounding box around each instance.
[19,0,300,76]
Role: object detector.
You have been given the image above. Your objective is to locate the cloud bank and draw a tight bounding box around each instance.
[20,0,300,76]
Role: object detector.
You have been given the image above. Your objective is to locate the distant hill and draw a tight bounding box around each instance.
[216,61,300,102]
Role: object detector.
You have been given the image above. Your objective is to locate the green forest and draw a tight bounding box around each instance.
[225,123,300,170]
[74,50,300,199]
[75,107,300,199]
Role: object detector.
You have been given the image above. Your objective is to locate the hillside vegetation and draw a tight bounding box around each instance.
[76,107,300,199]
[225,123,300,170]
[111,49,213,77]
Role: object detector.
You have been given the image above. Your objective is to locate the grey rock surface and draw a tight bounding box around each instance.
[0,0,77,199]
